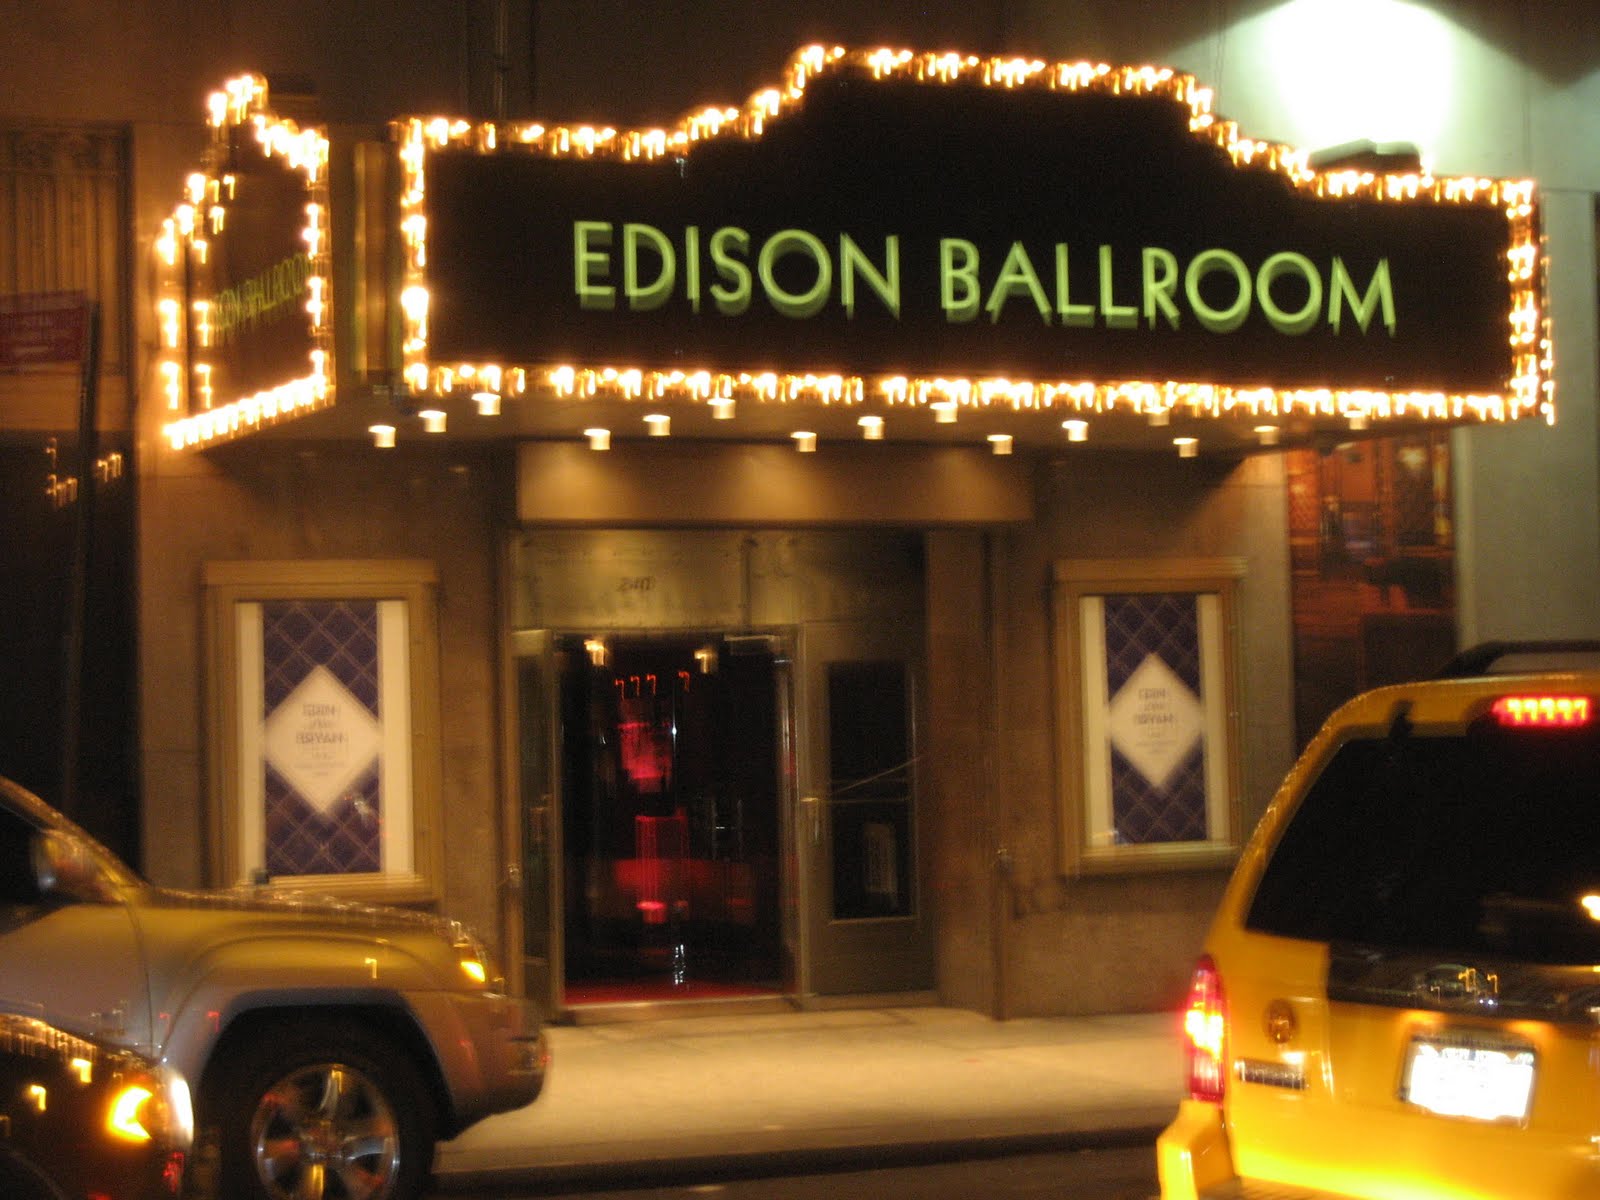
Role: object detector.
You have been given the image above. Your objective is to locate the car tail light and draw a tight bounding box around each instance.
[1490,695,1592,727]
[107,1080,160,1142]
[1183,954,1227,1104]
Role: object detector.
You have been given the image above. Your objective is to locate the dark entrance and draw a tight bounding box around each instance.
[557,631,786,1005]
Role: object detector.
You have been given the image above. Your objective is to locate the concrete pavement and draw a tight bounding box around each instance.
[433,1005,1183,1191]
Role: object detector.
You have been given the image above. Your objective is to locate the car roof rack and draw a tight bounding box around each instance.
[1435,640,1600,678]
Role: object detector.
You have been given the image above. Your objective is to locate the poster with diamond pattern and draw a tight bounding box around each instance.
[236,598,414,881]
[1077,589,1229,853]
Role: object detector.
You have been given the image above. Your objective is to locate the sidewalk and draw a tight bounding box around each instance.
[434,1006,1183,1191]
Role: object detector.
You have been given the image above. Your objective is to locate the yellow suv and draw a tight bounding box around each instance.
[1158,643,1600,1200]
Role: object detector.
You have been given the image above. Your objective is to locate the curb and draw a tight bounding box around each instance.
[432,1121,1166,1194]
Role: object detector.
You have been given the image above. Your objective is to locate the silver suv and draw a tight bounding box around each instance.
[0,776,547,1200]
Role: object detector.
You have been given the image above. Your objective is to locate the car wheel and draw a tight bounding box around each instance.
[206,1017,436,1200]
[0,1147,69,1200]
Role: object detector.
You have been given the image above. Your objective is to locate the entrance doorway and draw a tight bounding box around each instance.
[556,631,787,1005]
[503,529,933,1016]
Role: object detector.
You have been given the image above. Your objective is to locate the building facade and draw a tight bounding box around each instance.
[3,0,1596,1020]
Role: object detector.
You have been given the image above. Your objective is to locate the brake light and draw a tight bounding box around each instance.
[107,1082,158,1142]
[1491,695,1592,727]
[1183,955,1227,1104]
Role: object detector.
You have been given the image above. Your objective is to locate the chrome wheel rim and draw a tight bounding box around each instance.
[249,1062,401,1200]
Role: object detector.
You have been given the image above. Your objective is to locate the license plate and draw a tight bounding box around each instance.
[1401,1034,1535,1123]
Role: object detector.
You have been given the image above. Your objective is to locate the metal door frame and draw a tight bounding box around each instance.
[795,618,934,1001]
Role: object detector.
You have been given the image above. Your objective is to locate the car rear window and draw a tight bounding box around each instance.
[1246,722,1600,964]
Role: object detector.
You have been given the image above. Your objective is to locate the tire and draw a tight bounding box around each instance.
[204,1016,436,1200]
[0,1148,69,1200]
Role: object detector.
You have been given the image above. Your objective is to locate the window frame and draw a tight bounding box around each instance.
[203,559,442,903]
[1052,557,1245,876]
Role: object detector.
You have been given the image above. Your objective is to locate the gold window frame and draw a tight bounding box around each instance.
[1053,557,1245,877]
[203,560,442,903]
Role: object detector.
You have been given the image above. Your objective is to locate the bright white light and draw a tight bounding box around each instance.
[1255,0,1454,160]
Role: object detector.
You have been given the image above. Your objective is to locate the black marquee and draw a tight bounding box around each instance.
[424,65,1517,396]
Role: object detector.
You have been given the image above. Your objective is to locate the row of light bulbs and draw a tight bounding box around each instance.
[365,399,1291,456]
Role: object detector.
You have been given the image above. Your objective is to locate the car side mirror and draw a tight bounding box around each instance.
[31,829,113,902]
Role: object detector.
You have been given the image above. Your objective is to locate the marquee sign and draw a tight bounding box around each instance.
[157,76,332,450]
[400,47,1550,440]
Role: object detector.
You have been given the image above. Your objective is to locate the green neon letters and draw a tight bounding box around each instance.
[572,220,1395,337]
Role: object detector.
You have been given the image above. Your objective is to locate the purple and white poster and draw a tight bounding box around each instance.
[236,598,414,882]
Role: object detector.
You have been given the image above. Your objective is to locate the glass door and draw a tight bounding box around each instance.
[555,631,790,1006]
[799,619,934,997]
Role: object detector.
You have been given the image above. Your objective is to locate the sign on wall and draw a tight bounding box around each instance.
[0,291,89,368]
